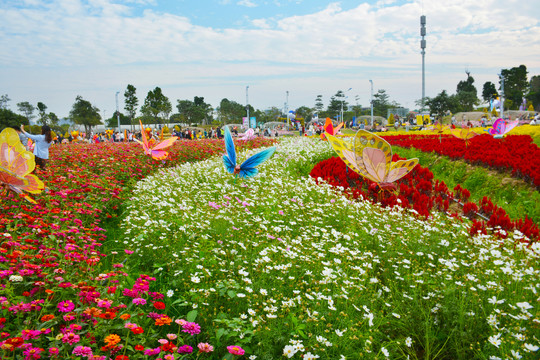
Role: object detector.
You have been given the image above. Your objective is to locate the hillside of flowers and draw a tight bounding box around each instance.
[0,138,275,360]
[117,137,540,359]
[381,133,540,188]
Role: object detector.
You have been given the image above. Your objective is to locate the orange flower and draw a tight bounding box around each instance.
[41,314,55,322]
[155,315,172,326]
[83,307,102,317]
[104,334,121,346]
[45,289,54,294]
[119,314,131,320]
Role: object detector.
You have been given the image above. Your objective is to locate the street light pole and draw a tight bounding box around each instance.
[369,80,374,126]
[341,88,352,126]
[498,74,505,119]
[246,86,249,128]
[115,91,120,132]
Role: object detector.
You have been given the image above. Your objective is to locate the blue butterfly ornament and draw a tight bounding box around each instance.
[223,126,276,178]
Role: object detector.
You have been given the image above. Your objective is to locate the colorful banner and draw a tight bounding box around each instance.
[242,117,249,129]
[250,117,256,128]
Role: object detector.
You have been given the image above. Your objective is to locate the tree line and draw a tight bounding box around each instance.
[1,64,538,132]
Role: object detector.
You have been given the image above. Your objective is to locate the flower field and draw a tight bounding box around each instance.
[1,135,539,359]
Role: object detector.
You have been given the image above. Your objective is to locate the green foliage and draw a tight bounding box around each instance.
[482,81,498,103]
[0,107,28,130]
[176,96,213,125]
[500,65,528,110]
[141,87,172,124]
[124,84,139,125]
[455,71,479,111]
[69,95,102,134]
[217,98,246,124]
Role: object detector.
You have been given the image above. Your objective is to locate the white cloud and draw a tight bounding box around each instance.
[237,0,257,8]
[0,0,539,117]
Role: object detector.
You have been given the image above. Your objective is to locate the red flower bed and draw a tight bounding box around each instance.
[0,137,275,358]
[382,134,540,187]
[310,155,539,242]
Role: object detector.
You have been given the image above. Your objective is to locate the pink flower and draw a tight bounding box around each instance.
[182,322,201,335]
[132,298,146,305]
[72,345,93,357]
[227,345,245,355]
[124,249,134,254]
[62,332,80,345]
[23,347,43,359]
[57,300,75,312]
[177,345,193,354]
[166,334,177,340]
[197,343,214,353]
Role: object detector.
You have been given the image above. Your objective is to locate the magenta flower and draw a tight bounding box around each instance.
[177,345,193,354]
[182,321,201,335]
[132,297,146,305]
[144,347,161,356]
[57,300,75,312]
[227,345,245,355]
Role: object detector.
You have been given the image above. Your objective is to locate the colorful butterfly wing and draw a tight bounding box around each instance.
[325,134,378,182]
[223,126,237,174]
[152,137,178,151]
[224,126,236,166]
[324,118,335,135]
[488,118,504,135]
[138,120,149,148]
[0,128,44,198]
[150,150,169,161]
[353,130,393,171]
[334,122,344,134]
[503,120,519,134]
[385,158,419,183]
[238,146,276,178]
[362,147,389,183]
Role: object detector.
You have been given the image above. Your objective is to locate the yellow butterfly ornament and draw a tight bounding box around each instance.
[0,128,45,203]
[325,130,419,191]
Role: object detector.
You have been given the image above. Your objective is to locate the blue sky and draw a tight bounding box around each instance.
[1,0,539,119]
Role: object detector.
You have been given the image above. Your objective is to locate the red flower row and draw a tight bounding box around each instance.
[310,155,538,242]
[382,134,540,188]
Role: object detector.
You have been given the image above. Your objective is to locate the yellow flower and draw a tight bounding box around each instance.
[104,334,121,346]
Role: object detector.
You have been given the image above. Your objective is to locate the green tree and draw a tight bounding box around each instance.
[17,101,36,124]
[327,90,348,120]
[141,87,172,124]
[217,98,245,124]
[69,95,102,135]
[372,89,392,117]
[124,84,138,129]
[0,94,10,109]
[0,108,28,130]
[48,112,59,128]
[314,95,324,114]
[425,90,457,119]
[37,102,48,126]
[105,111,131,128]
[295,106,312,121]
[500,65,528,110]
[482,82,498,103]
[455,71,479,111]
[527,75,540,111]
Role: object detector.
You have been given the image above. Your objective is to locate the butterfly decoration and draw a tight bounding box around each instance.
[321,118,343,140]
[486,118,519,139]
[0,128,45,203]
[27,138,35,152]
[450,126,478,147]
[223,126,276,179]
[238,128,256,141]
[326,130,418,191]
[134,120,178,160]
[428,121,449,143]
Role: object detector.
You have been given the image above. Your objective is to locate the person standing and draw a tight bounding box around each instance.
[13,125,29,150]
[20,124,53,171]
